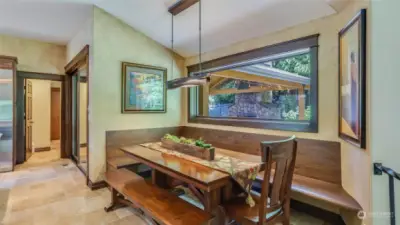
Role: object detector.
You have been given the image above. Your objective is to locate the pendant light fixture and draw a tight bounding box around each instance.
[167,0,210,90]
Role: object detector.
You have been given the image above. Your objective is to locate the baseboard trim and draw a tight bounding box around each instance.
[35,146,51,152]
[291,199,346,225]
[88,180,107,191]
[80,143,87,148]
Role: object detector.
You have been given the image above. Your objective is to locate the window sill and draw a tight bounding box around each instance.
[188,116,318,133]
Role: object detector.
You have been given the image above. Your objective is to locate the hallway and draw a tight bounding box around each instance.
[0,154,148,225]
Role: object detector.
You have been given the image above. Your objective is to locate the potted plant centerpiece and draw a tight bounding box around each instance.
[161,134,215,161]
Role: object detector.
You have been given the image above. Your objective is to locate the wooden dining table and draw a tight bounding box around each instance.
[120,144,264,219]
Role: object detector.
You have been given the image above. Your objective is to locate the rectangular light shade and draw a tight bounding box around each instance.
[167,76,210,89]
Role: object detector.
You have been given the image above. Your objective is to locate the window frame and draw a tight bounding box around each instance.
[187,34,319,133]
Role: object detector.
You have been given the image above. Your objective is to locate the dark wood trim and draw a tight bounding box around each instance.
[64,45,90,186]
[187,34,319,133]
[189,116,316,132]
[0,55,18,63]
[85,46,90,186]
[62,75,71,159]
[15,71,66,165]
[187,34,319,73]
[186,34,319,132]
[35,146,51,152]
[15,76,25,164]
[168,0,199,16]
[88,180,108,191]
[291,200,346,225]
[338,9,367,149]
[17,71,65,81]
[65,45,89,73]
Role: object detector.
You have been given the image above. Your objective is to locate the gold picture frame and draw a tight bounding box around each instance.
[121,62,167,113]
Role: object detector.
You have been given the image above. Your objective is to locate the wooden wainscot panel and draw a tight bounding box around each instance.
[106,126,182,170]
[179,126,341,185]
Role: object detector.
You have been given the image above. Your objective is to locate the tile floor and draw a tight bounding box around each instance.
[0,149,328,225]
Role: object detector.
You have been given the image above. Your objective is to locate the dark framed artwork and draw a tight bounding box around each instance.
[121,62,167,113]
[338,9,367,149]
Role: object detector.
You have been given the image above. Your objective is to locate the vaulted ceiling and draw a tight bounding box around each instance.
[0,0,345,57]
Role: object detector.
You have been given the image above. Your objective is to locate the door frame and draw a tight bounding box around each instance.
[50,87,61,141]
[65,45,90,185]
[0,56,18,172]
[15,71,65,164]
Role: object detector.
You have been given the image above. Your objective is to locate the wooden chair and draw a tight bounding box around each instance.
[221,136,297,225]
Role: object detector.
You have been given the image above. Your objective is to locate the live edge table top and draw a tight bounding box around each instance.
[120,145,262,192]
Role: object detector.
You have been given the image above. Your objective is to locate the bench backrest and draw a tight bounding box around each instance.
[105,126,341,185]
[106,126,182,159]
[179,126,341,184]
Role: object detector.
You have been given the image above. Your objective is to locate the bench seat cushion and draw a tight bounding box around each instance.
[256,172,362,211]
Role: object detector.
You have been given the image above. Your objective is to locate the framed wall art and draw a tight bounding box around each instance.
[338,9,367,148]
[121,62,167,113]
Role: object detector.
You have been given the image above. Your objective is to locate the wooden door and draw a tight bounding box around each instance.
[51,88,61,140]
[25,80,33,161]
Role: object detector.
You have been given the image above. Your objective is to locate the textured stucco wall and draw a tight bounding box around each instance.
[184,2,371,224]
[0,35,66,74]
[370,0,400,224]
[90,7,185,182]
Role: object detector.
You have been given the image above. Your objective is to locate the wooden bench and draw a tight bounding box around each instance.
[255,171,361,211]
[104,168,213,225]
[179,126,363,223]
[105,126,363,223]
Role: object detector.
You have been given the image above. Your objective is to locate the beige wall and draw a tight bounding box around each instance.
[185,1,371,223]
[0,35,66,74]
[90,7,185,182]
[370,0,400,224]
[29,79,51,149]
[66,7,93,62]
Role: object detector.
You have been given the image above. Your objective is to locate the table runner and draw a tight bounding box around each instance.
[140,142,261,207]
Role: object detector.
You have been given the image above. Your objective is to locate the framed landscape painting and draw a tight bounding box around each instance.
[338,9,367,149]
[121,62,167,113]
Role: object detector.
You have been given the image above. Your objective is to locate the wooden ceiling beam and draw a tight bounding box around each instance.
[210,70,310,90]
[168,0,199,16]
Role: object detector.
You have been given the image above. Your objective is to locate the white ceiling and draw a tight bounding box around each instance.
[0,0,93,44]
[0,0,337,57]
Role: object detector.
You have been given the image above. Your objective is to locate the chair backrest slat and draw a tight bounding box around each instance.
[258,136,298,223]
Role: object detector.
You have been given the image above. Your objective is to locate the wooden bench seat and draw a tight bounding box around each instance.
[104,168,143,191]
[104,168,213,225]
[123,180,213,225]
[255,171,362,212]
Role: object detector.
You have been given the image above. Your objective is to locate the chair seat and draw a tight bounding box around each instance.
[222,196,282,225]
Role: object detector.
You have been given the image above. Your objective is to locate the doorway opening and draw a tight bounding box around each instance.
[15,72,65,165]
[24,79,63,164]
[64,45,89,184]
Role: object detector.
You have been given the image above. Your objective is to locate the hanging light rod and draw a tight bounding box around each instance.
[167,0,208,90]
[168,0,199,16]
